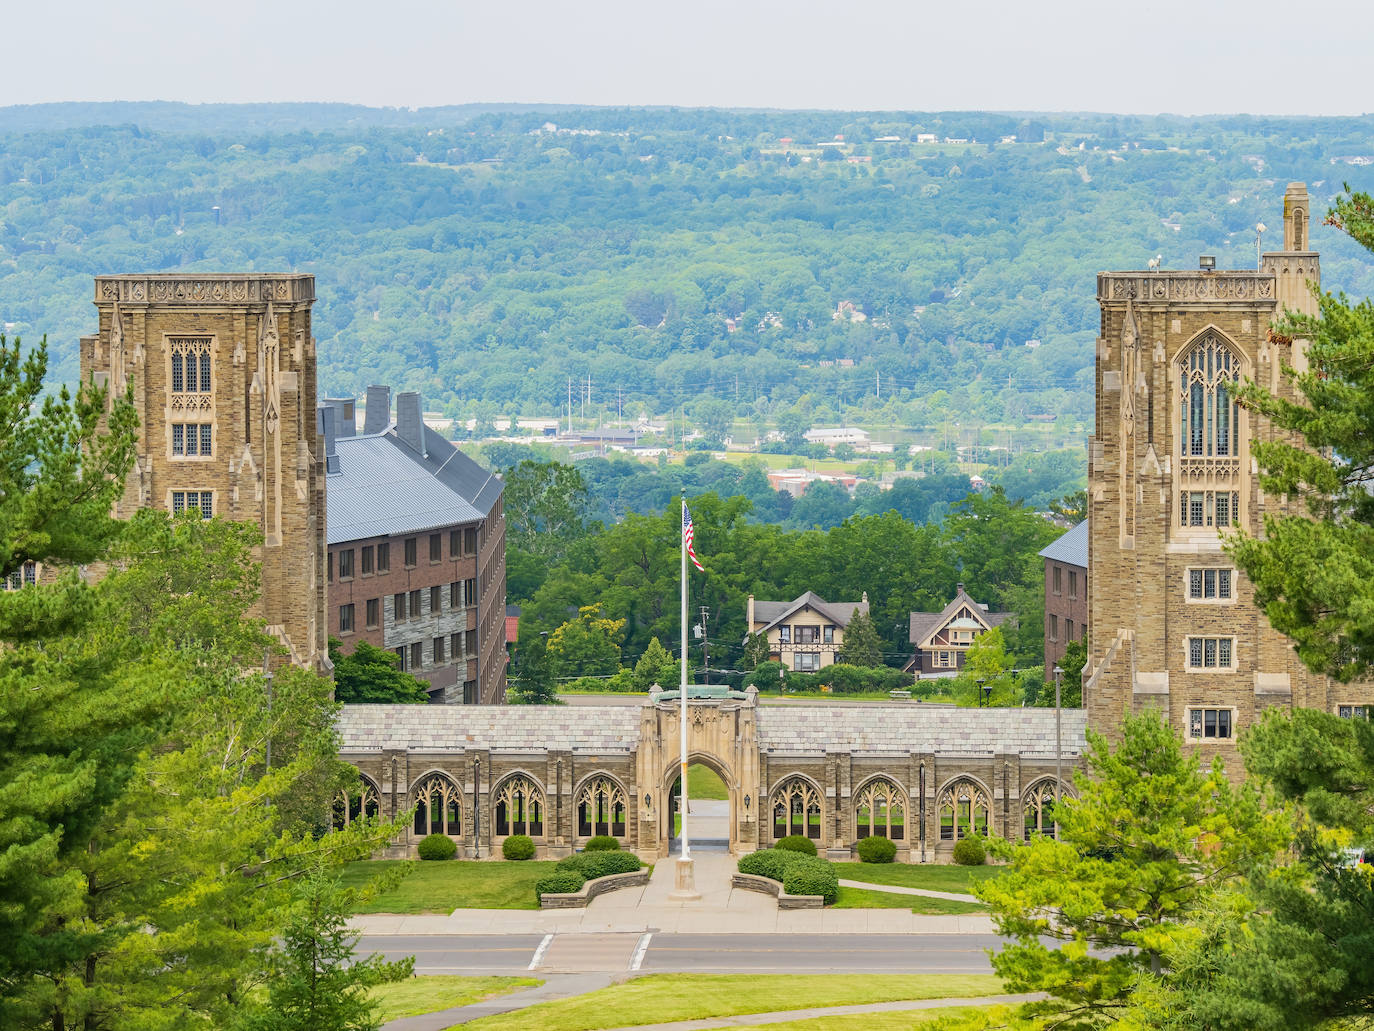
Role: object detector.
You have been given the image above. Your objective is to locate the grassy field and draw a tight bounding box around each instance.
[461,974,1005,1031]
[834,863,1003,894]
[372,976,540,1021]
[831,886,986,914]
[726,1006,984,1029]
[688,764,729,800]
[340,860,561,913]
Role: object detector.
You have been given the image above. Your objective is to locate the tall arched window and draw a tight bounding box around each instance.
[332,775,381,830]
[937,780,989,841]
[1022,779,1063,840]
[494,776,544,837]
[1180,334,1240,459]
[577,776,627,838]
[412,773,462,837]
[854,778,906,840]
[770,777,822,841]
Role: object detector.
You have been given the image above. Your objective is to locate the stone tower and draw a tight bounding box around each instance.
[1085,184,1363,773]
[80,275,328,671]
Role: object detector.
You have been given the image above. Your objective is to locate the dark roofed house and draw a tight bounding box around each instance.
[905,585,1013,677]
[746,591,869,673]
[321,386,506,705]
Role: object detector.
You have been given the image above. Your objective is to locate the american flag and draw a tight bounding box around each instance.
[683,501,705,571]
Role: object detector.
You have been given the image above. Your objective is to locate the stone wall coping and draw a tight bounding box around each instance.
[538,869,650,909]
[730,871,824,909]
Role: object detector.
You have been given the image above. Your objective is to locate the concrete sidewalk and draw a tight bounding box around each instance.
[835,879,981,904]
[351,853,995,937]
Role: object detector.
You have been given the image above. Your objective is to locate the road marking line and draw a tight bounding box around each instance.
[529,933,554,970]
[630,932,652,970]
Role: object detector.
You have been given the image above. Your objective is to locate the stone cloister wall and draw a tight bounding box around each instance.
[337,692,1087,862]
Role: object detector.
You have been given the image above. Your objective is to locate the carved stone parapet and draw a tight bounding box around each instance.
[1098,271,1275,304]
[95,274,315,306]
[1178,456,1241,482]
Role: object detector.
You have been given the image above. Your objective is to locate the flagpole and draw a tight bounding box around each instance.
[680,491,690,863]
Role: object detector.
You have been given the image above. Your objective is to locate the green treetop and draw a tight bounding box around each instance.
[840,607,884,668]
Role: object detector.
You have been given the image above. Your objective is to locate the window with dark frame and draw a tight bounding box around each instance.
[365,598,379,629]
[339,604,354,633]
[430,586,442,613]
[429,534,441,562]
[450,581,460,608]
[410,642,422,669]
[409,589,421,617]
[394,592,407,621]
[377,542,390,572]
[1188,707,1234,739]
[338,549,354,579]
[433,636,445,663]
[404,537,417,567]
[361,546,374,575]
[450,529,460,557]
[1187,636,1233,669]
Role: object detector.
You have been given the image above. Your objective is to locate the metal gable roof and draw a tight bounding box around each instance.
[326,434,485,544]
[1039,520,1088,568]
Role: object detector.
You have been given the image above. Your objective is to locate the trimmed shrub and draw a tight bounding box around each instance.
[584,835,621,851]
[416,833,457,861]
[738,848,801,882]
[502,834,536,861]
[857,835,898,864]
[952,836,987,866]
[775,835,818,856]
[557,850,642,880]
[534,872,586,901]
[782,854,839,904]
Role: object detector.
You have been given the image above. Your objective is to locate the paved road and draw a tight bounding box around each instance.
[358,932,1004,976]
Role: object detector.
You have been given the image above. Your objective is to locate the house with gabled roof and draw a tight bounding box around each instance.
[746,591,869,673]
[906,584,1013,677]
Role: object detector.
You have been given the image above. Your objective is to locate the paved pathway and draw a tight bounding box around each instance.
[383,972,612,1031]
[835,879,981,904]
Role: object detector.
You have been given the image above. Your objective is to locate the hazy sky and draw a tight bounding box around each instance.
[7,0,1370,115]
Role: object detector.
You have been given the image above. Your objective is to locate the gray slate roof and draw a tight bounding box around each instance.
[757,705,1086,755]
[327,434,485,544]
[1039,519,1088,568]
[336,703,1087,757]
[752,592,868,633]
[336,704,642,752]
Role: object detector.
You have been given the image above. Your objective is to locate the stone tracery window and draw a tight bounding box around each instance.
[577,776,627,838]
[854,777,905,840]
[412,772,462,837]
[169,336,214,415]
[938,779,989,841]
[494,775,544,837]
[1022,778,1063,840]
[1179,334,1240,459]
[770,776,822,841]
[331,774,381,830]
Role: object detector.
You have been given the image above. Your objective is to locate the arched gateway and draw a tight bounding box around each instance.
[336,686,1086,862]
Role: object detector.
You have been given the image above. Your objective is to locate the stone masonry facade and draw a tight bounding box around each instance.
[1086,184,1372,776]
[80,275,327,671]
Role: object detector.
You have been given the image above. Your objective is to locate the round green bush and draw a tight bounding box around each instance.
[558,850,641,879]
[416,833,457,861]
[782,854,839,904]
[857,835,898,863]
[584,835,621,851]
[502,834,536,861]
[534,872,586,901]
[775,835,818,856]
[952,836,987,866]
[738,848,802,882]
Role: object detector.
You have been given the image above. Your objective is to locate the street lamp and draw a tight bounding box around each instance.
[977,678,988,707]
[472,756,482,858]
[1053,663,1064,838]
[1256,222,1267,269]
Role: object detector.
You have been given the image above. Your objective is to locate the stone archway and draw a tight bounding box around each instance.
[633,689,762,860]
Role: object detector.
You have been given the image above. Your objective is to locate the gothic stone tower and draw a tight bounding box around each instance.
[1085,184,1362,774]
[80,275,328,672]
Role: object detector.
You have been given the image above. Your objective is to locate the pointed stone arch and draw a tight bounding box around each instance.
[852,774,908,842]
[411,771,463,838]
[332,770,381,830]
[574,772,629,841]
[935,775,991,842]
[491,772,546,839]
[768,773,825,844]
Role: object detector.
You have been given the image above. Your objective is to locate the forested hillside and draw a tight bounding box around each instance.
[3,103,1373,429]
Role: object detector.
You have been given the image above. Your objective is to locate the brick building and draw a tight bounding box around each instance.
[1040,520,1088,674]
[79,274,327,671]
[1086,183,1370,774]
[321,386,506,704]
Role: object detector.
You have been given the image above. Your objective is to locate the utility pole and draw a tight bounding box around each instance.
[697,605,711,686]
[876,370,880,401]
[567,378,573,435]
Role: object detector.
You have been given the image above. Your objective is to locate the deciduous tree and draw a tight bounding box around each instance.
[329,638,430,703]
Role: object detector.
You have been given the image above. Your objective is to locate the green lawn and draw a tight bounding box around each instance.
[688,764,729,800]
[460,974,1004,1031]
[834,862,1003,894]
[371,976,541,1021]
[340,860,562,912]
[739,1006,985,1029]
[831,886,986,914]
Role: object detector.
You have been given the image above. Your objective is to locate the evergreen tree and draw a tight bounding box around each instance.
[841,607,883,667]
[509,630,559,705]
[1228,188,1374,681]
[632,635,677,692]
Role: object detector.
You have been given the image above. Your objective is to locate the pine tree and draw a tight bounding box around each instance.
[841,607,883,667]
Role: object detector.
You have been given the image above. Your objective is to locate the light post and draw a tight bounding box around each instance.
[1256,222,1267,270]
[977,678,987,707]
[1053,663,1063,837]
[472,756,481,858]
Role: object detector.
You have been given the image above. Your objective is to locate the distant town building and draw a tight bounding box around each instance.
[321,386,506,704]
[906,586,1012,676]
[1040,520,1088,674]
[80,274,328,671]
[747,592,870,672]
